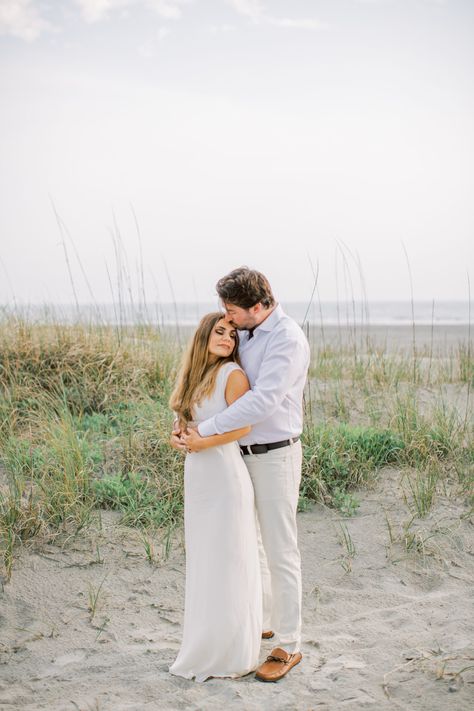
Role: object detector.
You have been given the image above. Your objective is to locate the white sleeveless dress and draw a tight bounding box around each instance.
[169,362,262,682]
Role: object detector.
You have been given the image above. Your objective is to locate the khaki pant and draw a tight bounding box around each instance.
[243,440,302,653]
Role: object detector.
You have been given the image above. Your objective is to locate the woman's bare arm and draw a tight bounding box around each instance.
[183,424,251,452]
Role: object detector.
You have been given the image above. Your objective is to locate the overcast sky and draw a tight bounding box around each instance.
[0,0,473,305]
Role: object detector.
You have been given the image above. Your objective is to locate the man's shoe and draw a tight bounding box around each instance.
[255,647,302,682]
[261,630,274,639]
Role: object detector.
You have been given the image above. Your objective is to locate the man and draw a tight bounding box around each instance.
[172,266,310,682]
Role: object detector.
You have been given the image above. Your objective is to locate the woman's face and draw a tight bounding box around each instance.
[207,318,237,360]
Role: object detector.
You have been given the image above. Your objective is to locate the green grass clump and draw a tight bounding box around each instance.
[301,424,404,508]
[390,392,469,466]
[0,477,43,579]
[0,319,177,421]
[93,472,183,528]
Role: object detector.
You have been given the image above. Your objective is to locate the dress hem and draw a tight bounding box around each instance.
[169,665,257,683]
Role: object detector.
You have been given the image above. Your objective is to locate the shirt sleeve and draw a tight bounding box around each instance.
[197,330,309,437]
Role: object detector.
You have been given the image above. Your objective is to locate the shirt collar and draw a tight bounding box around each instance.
[248,303,284,336]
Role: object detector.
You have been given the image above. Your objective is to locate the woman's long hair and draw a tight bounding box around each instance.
[169,312,240,426]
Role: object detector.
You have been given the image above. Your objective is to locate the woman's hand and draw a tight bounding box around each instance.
[170,420,188,452]
[181,427,207,453]
[170,428,186,451]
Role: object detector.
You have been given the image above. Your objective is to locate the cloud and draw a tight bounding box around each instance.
[226,0,264,23]
[146,0,186,20]
[226,0,326,31]
[0,0,54,41]
[75,0,114,23]
[75,0,188,24]
[0,0,326,43]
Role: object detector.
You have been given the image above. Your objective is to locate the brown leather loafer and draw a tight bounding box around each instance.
[255,647,302,682]
[261,630,275,639]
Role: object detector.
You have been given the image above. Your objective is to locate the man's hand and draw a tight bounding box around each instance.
[181,427,206,453]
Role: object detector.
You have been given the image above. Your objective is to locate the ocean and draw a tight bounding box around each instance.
[2,301,470,327]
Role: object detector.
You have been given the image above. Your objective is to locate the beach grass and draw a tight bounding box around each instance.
[0,314,472,580]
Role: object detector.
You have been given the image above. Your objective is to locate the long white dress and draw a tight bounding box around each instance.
[169,362,262,682]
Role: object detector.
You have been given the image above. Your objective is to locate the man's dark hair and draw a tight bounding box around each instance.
[216,267,275,309]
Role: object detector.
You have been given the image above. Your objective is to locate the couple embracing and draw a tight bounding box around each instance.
[168,267,310,683]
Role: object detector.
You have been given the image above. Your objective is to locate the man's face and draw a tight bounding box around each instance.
[222,302,259,331]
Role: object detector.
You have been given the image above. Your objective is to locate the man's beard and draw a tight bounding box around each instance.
[231,321,252,331]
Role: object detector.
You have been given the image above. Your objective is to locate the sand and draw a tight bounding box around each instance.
[1,464,473,711]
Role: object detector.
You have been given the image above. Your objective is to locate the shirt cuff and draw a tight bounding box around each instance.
[197,417,217,437]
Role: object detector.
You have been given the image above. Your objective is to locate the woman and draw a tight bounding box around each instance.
[168,312,262,682]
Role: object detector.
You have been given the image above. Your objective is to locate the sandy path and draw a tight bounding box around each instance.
[1,467,473,711]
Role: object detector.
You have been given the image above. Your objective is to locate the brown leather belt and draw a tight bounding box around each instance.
[240,436,300,456]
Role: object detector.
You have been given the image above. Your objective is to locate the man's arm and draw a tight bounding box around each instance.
[197,331,309,437]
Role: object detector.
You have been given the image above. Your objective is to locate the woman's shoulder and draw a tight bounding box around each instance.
[218,361,245,380]
[222,360,244,373]
[220,362,249,404]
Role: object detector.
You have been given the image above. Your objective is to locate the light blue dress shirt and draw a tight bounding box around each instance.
[197,304,310,445]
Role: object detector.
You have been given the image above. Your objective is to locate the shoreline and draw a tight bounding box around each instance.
[164,324,471,351]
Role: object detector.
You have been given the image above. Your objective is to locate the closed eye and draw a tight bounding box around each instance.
[215,327,236,339]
